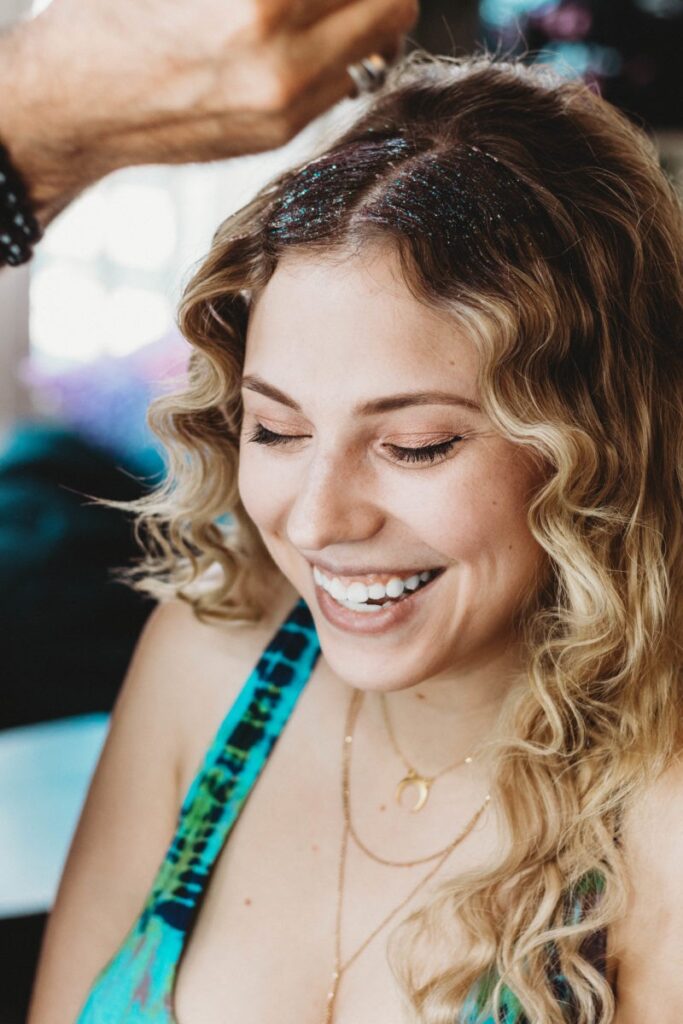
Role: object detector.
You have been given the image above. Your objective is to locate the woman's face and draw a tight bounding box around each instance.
[238,244,545,692]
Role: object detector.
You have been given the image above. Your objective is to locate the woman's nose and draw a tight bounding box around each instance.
[285,450,383,552]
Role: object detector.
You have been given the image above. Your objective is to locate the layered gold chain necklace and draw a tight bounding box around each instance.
[323,689,491,1024]
[380,692,477,813]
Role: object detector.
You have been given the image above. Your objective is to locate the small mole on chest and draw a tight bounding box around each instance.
[244,897,252,907]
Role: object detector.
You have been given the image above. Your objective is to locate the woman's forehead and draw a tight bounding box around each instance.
[245,246,481,390]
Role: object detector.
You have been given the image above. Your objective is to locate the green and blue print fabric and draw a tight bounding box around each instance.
[76,599,322,1023]
[75,597,606,1023]
[463,870,607,1023]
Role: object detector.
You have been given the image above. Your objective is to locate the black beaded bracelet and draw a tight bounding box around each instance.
[0,140,42,267]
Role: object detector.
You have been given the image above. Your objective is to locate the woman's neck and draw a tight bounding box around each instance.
[321,638,523,779]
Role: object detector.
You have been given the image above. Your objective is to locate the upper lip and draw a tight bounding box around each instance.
[308,559,443,577]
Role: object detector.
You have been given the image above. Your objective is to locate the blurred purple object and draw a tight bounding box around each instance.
[21,331,189,466]
[532,3,593,38]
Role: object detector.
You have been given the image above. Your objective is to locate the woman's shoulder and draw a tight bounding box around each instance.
[609,750,683,1011]
[26,575,302,1024]
[619,749,683,868]
[138,569,300,684]
[142,573,303,800]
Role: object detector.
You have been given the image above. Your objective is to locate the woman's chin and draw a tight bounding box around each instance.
[313,632,444,693]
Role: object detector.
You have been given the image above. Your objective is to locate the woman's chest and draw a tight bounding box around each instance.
[171,825,414,1024]
[172,755,413,1022]
[172,830,497,1024]
[171,682,499,1024]
[168,662,631,1024]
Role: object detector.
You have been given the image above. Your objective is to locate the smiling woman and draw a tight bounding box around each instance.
[29,51,683,1024]
[236,248,546,679]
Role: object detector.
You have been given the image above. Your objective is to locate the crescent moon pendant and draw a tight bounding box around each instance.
[395,773,431,812]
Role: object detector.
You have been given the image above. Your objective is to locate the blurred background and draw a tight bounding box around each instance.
[0,0,681,1019]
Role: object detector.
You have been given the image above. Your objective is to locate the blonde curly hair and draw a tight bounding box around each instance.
[125,54,683,1024]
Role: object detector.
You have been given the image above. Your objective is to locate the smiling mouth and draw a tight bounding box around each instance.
[313,565,446,612]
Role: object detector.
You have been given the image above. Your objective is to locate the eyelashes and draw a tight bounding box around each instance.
[245,422,463,465]
[392,437,462,464]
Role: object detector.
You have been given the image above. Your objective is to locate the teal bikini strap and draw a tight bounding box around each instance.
[75,598,322,1024]
[141,597,321,936]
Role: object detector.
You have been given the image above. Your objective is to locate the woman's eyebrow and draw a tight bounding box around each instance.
[241,374,481,414]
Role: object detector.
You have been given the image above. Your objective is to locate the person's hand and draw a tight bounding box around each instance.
[0,0,418,226]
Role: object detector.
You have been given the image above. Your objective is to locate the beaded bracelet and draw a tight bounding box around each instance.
[0,140,42,266]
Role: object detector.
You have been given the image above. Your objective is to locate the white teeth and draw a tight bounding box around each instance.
[338,599,384,614]
[385,577,405,599]
[312,564,441,608]
[346,582,369,603]
[330,577,346,600]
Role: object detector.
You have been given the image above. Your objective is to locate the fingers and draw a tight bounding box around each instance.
[231,0,415,135]
[257,0,417,145]
[310,0,418,58]
[299,0,417,99]
[273,48,400,145]
[44,0,419,174]
[281,0,413,112]
[285,0,357,32]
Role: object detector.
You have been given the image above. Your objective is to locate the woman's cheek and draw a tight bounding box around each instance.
[393,459,496,552]
[419,453,541,565]
[237,452,288,534]
[237,453,267,528]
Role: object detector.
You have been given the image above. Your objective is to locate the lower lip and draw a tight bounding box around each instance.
[314,572,445,636]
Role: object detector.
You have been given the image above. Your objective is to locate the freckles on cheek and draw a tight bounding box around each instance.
[418,467,536,564]
[430,504,490,560]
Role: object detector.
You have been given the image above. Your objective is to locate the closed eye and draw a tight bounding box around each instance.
[245,423,463,465]
[386,437,463,463]
[246,423,306,446]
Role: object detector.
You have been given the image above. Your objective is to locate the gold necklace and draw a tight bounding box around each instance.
[380,692,476,812]
[323,690,491,1023]
[349,693,490,867]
